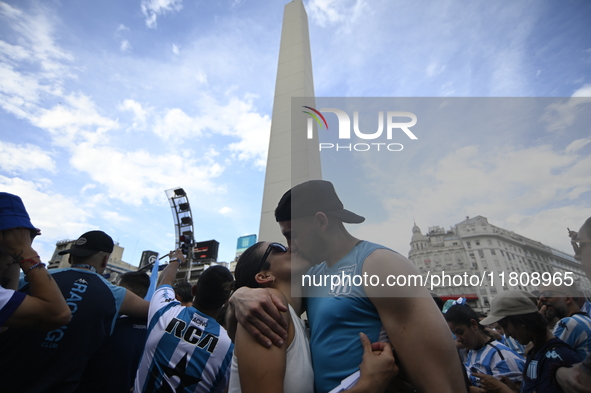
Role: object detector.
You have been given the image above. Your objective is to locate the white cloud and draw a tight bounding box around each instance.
[34,93,119,146]
[356,142,591,257]
[153,107,203,141]
[0,2,74,122]
[426,62,446,78]
[141,0,183,29]
[80,183,96,193]
[219,206,233,215]
[0,175,94,260]
[172,44,179,55]
[120,40,131,52]
[195,70,207,84]
[0,2,73,79]
[68,144,225,206]
[117,24,129,32]
[307,0,367,28]
[0,141,56,174]
[102,211,132,224]
[0,63,43,117]
[227,109,271,168]
[565,137,591,154]
[572,83,591,97]
[230,0,246,9]
[119,99,149,129]
[151,95,271,167]
[542,97,591,133]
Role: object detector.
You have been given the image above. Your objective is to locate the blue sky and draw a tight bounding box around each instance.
[1,0,590,265]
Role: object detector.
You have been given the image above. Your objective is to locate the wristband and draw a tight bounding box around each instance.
[18,256,40,264]
[24,262,46,281]
[170,258,180,263]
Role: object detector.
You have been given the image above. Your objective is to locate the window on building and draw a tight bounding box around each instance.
[500,250,505,257]
[478,250,484,258]
[491,249,496,255]
[475,241,480,246]
[466,241,471,247]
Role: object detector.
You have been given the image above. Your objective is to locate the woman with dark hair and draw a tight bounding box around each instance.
[475,291,580,393]
[444,303,525,392]
[228,241,397,393]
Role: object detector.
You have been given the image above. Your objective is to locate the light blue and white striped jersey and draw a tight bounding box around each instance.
[553,313,591,362]
[465,340,525,387]
[501,334,525,357]
[581,301,591,316]
[134,285,234,393]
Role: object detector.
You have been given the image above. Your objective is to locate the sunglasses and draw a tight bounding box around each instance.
[258,242,288,271]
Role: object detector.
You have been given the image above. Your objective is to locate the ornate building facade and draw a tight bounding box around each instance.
[409,216,591,313]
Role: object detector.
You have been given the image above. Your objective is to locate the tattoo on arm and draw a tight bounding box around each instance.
[10,251,24,263]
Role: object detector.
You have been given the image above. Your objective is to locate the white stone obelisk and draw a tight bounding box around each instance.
[258,0,321,244]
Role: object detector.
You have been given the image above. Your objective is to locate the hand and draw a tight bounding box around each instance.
[497,376,517,391]
[0,228,36,261]
[556,364,591,393]
[483,326,502,342]
[169,248,185,264]
[539,304,549,319]
[568,229,578,241]
[355,333,397,392]
[471,372,515,393]
[230,287,288,348]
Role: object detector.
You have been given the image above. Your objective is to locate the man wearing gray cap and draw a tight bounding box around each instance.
[474,291,580,393]
[0,228,149,393]
[0,192,71,330]
[230,180,467,393]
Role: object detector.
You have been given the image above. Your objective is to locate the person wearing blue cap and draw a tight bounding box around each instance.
[0,213,149,392]
[0,192,71,330]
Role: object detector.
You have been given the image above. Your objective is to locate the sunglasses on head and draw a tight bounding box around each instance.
[258,242,288,271]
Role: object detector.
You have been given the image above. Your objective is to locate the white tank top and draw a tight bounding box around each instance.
[228,304,314,393]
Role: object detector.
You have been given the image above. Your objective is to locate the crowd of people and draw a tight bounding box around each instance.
[1,182,590,393]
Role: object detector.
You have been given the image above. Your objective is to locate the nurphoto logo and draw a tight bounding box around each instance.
[302,106,418,152]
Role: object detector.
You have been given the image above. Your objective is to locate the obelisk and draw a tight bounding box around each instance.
[258,0,321,243]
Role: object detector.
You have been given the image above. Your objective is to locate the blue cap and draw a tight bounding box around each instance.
[0,193,36,232]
